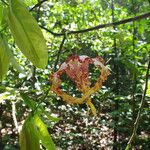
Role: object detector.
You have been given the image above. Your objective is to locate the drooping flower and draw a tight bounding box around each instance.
[50,55,110,116]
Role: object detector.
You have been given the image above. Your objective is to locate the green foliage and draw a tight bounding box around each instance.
[0,34,10,81]
[7,48,25,74]
[7,0,48,69]
[32,114,56,150]
[147,79,150,97]
[24,0,38,6]
[125,145,130,150]
[20,92,60,122]
[20,114,56,150]
[19,116,40,150]
[0,0,150,149]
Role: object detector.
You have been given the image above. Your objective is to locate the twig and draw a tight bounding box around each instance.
[1,0,8,6]
[29,0,47,11]
[111,1,119,149]
[12,101,19,132]
[53,35,66,71]
[131,0,137,126]
[40,12,150,36]
[125,55,150,150]
[32,86,51,114]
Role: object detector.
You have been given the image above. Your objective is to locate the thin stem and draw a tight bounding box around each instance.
[1,0,8,6]
[111,0,119,149]
[12,101,19,132]
[32,86,51,114]
[53,35,66,71]
[125,55,150,149]
[40,12,150,36]
[131,0,137,130]
[29,0,47,11]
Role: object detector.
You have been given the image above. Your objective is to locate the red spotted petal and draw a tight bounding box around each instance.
[50,55,110,115]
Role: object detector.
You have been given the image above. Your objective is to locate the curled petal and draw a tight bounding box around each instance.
[50,55,110,115]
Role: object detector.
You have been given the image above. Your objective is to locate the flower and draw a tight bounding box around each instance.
[50,55,110,116]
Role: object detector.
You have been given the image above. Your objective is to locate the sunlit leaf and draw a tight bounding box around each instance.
[33,114,56,150]
[0,92,10,103]
[121,58,138,74]
[20,92,37,110]
[19,116,40,150]
[0,34,10,81]
[143,79,150,97]
[147,80,150,97]
[5,44,25,74]
[24,0,38,6]
[20,114,56,150]
[7,0,48,68]
[0,4,7,31]
[125,145,130,150]
[10,56,25,74]
[0,4,3,25]
[20,92,60,122]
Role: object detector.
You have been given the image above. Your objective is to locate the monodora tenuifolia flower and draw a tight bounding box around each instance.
[50,55,110,116]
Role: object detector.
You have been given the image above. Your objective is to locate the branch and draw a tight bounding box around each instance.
[53,35,66,71]
[29,0,47,11]
[125,55,150,150]
[12,101,19,132]
[40,12,150,36]
[1,0,8,6]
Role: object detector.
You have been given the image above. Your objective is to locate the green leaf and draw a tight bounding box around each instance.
[10,56,25,74]
[125,145,130,150]
[7,0,48,68]
[0,34,25,74]
[42,109,60,122]
[24,0,38,6]
[0,92,10,103]
[0,34,10,81]
[4,43,25,74]
[147,80,150,97]
[143,79,150,97]
[0,4,3,24]
[19,116,40,150]
[0,4,7,31]
[20,92,37,110]
[33,114,56,150]
[20,114,56,150]
[121,58,138,74]
[20,92,60,122]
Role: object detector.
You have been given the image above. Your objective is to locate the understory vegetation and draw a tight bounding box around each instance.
[0,0,150,150]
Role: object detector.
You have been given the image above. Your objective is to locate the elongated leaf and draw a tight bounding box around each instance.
[42,109,60,122]
[143,79,150,97]
[5,44,25,74]
[147,80,150,97]
[25,0,38,6]
[0,4,3,25]
[33,114,56,150]
[125,145,130,150]
[0,34,10,81]
[7,0,48,68]
[0,92,10,103]
[19,117,40,150]
[20,92,36,110]
[10,56,25,74]
[20,114,56,150]
[20,92,60,122]
[121,58,138,74]
[0,4,7,30]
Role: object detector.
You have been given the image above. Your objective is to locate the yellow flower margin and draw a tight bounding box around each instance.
[50,55,110,116]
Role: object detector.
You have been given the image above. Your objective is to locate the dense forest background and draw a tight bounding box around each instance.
[0,0,150,150]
